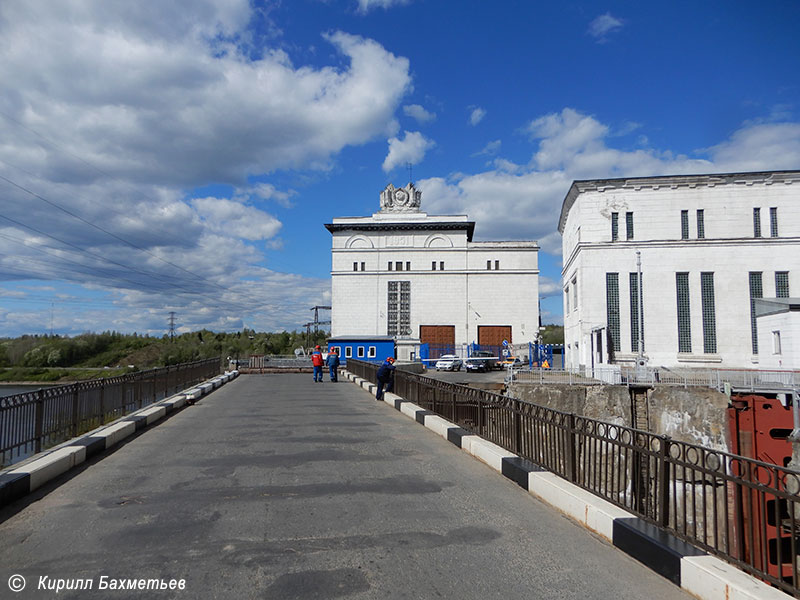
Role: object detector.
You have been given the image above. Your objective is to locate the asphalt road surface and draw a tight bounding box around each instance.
[0,374,690,599]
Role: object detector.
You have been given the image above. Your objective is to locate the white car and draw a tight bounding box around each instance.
[434,355,462,371]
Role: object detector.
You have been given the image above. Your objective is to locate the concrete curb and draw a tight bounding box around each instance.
[0,371,239,510]
[343,370,786,600]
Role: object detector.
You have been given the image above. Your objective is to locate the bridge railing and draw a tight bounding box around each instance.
[347,359,800,596]
[0,358,220,468]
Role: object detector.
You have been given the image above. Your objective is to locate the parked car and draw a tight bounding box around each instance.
[434,354,462,371]
[464,351,498,372]
[501,356,523,367]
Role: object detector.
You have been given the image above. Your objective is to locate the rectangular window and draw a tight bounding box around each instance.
[395,261,402,271]
[565,285,570,313]
[629,272,644,353]
[773,331,782,355]
[749,272,763,354]
[387,281,411,336]
[357,346,365,358]
[332,347,341,357]
[676,272,692,353]
[611,212,618,241]
[495,260,500,270]
[701,272,717,354]
[487,260,491,270]
[571,277,577,312]
[388,262,392,271]
[625,212,634,240]
[406,261,411,271]
[696,209,705,239]
[439,261,444,270]
[606,273,620,353]
[776,271,789,298]
[368,346,376,358]
[432,261,436,270]
[681,210,689,240]
[770,207,778,237]
[753,208,761,238]
[353,262,358,271]
[361,262,365,271]
[345,346,353,358]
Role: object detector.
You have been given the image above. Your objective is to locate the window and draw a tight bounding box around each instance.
[776,271,789,298]
[495,260,500,270]
[611,212,619,241]
[606,273,620,353]
[749,272,763,354]
[565,285,570,313]
[395,261,403,271]
[357,346,365,358]
[681,210,689,240]
[388,262,392,271]
[772,331,782,355]
[368,346,376,358]
[753,208,761,238]
[332,346,341,357]
[676,272,691,353]
[629,272,644,352]
[387,281,411,336]
[345,346,353,358]
[696,209,705,239]
[486,260,491,270]
[571,277,577,312]
[440,261,444,270]
[353,262,358,271]
[432,261,436,270]
[701,272,717,354]
[361,262,365,271]
[406,261,411,271]
[625,212,634,240]
[770,207,778,237]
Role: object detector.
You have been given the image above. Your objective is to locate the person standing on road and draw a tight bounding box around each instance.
[311,345,325,382]
[326,348,340,382]
[375,357,395,400]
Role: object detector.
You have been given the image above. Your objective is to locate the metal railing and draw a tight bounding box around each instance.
[513,365,800,391]
[0,358,220,468]
[348,359,800,596]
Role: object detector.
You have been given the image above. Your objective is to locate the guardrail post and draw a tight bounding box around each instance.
[164,365,170,398]
[34,390,44,454]
[513,399,522,455]
[566,412,577,483]
[99,379,106,424]
[658,435,671,528]
[71,386,79,437]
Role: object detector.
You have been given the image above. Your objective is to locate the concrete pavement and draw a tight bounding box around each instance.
[0,374,691,599]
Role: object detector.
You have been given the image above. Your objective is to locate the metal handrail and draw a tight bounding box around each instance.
[348,359,800,596]
[0,358,220,467]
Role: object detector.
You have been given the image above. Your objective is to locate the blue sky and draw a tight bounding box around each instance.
[1,0,799,337]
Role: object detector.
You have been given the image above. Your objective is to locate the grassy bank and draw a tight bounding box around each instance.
[0,367,132,383]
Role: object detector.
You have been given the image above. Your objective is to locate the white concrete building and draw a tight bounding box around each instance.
[559,170,800,371]
[755,298,800,370]
[326,183,539,360]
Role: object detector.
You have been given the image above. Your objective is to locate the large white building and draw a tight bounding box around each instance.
[326,183,539,360]
[559,170,800,371]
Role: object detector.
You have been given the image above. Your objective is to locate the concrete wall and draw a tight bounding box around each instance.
[509,382,731,452]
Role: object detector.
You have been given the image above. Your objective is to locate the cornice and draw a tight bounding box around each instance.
[325,221,476,242]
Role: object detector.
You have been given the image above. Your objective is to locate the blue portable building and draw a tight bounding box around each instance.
[327,336,395,366]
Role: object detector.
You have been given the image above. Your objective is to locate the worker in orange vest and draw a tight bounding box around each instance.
[311,345,325,382]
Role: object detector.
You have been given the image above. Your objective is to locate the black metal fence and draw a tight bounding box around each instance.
[0,358,220,467]
[348,360,800,596]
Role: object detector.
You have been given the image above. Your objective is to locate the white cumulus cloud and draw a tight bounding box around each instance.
[469,107,487,126]
[403,104,436,123]
[382,131,436,172]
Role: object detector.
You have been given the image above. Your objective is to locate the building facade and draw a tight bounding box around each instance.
[559,170,800,371]
[326,183,539,361]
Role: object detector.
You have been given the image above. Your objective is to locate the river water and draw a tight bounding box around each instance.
[0,384,56,398]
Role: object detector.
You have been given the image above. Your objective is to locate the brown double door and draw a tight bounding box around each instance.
[477,325,512,348]
[420,325,455,347]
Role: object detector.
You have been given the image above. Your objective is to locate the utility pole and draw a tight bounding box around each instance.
[309,306,331,334]
[168,311,176,342]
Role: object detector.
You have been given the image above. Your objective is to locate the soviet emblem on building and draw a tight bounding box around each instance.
[379,183,422,212]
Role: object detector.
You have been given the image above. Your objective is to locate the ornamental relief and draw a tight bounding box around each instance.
[379,182,422,212]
